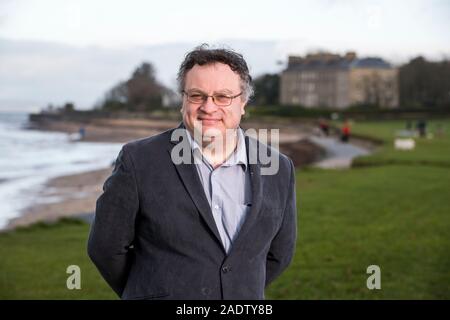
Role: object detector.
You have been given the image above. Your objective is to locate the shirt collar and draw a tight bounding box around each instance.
[185,127,248,171]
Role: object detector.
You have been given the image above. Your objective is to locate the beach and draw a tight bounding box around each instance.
[6,168,111,229]
[4,115,327,230]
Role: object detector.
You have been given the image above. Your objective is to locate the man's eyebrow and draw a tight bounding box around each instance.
[187,88,204,92]
[215,89,234,94]
[186,88,234,94]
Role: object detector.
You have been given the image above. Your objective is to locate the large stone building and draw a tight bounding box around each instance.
[280,52,399,108]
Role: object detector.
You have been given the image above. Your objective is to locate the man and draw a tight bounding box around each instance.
[88,45,297,300]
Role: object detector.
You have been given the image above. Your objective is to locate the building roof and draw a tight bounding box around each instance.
[284,53,392,72]
[349,57,391,69]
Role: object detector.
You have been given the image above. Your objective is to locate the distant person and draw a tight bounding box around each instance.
[416,120,427,138]
[78,126,86,139]
[341,120,351,142]
[318,118,330,136]
[87,45,297,300]
[68,126,85,142]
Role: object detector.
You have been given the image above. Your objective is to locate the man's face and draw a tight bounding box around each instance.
[181,63,246,141]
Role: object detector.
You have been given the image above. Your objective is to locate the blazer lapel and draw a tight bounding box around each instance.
[167,125,224,251]
[228,135,263,253]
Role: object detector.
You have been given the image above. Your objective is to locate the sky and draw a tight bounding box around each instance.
[0,0,449,111]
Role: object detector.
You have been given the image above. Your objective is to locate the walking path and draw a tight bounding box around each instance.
[308,136,371,169]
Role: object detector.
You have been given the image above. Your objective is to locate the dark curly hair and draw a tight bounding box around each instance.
[177,44,254,101]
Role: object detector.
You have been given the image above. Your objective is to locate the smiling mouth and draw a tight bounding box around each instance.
[198,118,221,123]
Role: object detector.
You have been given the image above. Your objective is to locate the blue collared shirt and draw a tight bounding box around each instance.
[186,128,252,254]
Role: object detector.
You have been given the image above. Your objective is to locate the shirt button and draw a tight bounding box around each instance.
[214,205,219,210]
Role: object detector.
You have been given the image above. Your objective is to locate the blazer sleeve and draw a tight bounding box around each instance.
[265,158,297,287]
[87,145,139,297]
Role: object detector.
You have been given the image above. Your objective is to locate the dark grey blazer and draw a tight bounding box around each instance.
[87,125,297,300]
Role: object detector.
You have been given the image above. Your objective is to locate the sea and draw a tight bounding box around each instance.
[0,111,122,229]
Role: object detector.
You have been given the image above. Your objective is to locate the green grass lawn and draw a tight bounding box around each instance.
[266,165,450,299]
[0,219,116,299]
[1,119,449,299]
[346,119,450,167]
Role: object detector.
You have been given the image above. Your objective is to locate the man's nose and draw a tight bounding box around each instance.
[200,96,219,113]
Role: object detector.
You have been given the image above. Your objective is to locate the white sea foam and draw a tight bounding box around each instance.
[0,112,122,229]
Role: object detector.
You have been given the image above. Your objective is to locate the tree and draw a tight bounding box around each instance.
[251,73,280,106]
[126,62,164,110]
[399,56,450,108]
[102,62,167,111]
[63,102,75,112]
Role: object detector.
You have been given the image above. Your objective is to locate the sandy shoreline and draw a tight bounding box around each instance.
[6,168,113,230]
[5,117,325,230]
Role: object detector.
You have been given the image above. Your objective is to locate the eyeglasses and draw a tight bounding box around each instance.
[182,90,243,107]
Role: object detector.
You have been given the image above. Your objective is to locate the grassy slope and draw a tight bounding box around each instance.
[1,120,449,299]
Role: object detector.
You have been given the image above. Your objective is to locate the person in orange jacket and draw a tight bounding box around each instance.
[341,120,351,142]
